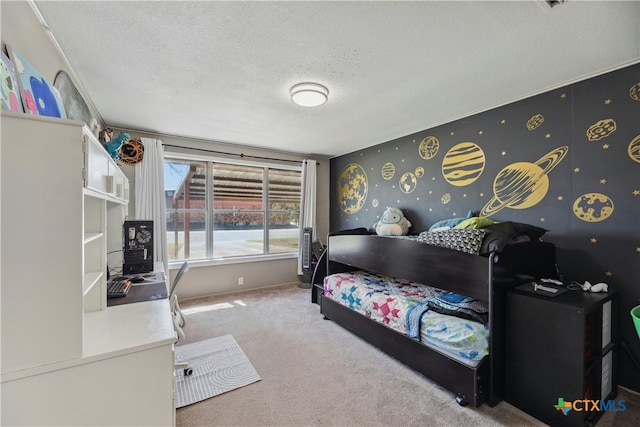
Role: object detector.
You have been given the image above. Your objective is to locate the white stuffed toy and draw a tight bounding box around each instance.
[373,207,412,236]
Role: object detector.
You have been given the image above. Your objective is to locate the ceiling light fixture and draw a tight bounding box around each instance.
[290,82,329,107]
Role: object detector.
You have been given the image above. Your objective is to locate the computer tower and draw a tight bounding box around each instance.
[123,220,154,274]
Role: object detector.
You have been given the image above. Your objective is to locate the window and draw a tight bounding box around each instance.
[165,157,302,262]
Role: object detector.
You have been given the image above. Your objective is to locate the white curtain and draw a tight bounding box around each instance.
[297,160,317,275]
[135,138,168,275]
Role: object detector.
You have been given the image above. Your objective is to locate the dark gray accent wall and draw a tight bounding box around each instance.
[330,63,640,392]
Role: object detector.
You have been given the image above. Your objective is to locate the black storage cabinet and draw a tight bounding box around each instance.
[505,285,618,427]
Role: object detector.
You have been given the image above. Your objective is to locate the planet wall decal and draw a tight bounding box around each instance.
[630,82,640,101]
[586,118,617,141]
[399,172,417,194]
[628,134,640,164]
[419,136,440,160]
[526,114,544,131]
[441,142,485,187]
[573,193,614,222]
[480,146,568,217]
[337,163,368,214]
[381,162,395,180]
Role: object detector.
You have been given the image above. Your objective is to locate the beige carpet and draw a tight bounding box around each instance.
[176,283,640,427]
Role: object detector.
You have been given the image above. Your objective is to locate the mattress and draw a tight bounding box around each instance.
[323,270,489,366]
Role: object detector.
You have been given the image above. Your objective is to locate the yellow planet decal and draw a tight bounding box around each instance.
[526,114,544,131]
[441,142,485,187]
[399,172,417,194]
[419,136,440,160]
[628,135,640,164]
[630,82,640,101]
[381,162,395,180]
[573,193,614,222]
[586,119,617,141]
[415,166,424,178]
[337,163,368,214]
[441,193,452,204]
[480,146,568,217]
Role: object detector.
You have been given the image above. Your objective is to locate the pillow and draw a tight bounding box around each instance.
[479,221,548,255]
[454,217,496,230]
[428,210,473,231]
[417,228,486,255]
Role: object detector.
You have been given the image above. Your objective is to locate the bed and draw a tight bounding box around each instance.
[315,226,558,407]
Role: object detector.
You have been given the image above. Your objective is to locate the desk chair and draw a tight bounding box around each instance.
[170,261,193,376]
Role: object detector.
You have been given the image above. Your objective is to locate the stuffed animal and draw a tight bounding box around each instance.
[105,131,130,160]
[373,207,412,236]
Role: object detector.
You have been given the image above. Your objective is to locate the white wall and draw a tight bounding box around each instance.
[1,1,331,299]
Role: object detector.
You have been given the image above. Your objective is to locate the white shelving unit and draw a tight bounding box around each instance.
[1,112,176,426]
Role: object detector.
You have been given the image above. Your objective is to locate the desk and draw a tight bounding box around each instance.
[1,265,176,426]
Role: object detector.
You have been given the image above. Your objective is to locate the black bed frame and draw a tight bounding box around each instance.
[318,233,529,407]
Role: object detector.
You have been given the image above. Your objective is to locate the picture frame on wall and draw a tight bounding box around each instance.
[6,45,66,119]
[1,50,23,113]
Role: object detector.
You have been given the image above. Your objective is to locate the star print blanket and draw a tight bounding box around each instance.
[323,270,489,362]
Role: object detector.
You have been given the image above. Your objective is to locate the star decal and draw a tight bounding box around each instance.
[605,271,613,277]
[560,93,567,98]
[545,133,551,139]
[591,238,597,243]
[634,190,640,196]
[478,130,484,135]
[557,195,564,201]
[501,119,506,124]
[600,179,607,184]
[602,144,610,149]
[604,99,612,104]
[574,168,581,173]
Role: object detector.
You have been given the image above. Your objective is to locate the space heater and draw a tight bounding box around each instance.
[301,227,313,285]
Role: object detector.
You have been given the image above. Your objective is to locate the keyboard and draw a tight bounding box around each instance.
[107,279,131,298]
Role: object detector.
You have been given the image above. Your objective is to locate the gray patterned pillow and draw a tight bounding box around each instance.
[417,229,486,255]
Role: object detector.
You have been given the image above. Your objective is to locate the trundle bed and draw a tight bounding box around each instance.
[315,228,558,407]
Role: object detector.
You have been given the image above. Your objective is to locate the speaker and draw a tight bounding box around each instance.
[123,220,154,274]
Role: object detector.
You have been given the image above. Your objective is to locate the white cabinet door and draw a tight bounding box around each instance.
[84,132,112,196]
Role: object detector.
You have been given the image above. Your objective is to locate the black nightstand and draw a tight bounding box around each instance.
[505,284,618,427]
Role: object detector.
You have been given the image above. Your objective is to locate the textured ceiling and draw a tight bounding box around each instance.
[33,1,640,158]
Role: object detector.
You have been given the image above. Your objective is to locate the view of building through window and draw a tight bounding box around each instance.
[165,158,302,261]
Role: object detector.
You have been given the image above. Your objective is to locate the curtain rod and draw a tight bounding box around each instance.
[162,143,319,165]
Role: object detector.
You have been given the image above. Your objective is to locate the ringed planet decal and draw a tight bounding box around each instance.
[573,193,614,222]
[441,142,485,187]
[480,146,569,217]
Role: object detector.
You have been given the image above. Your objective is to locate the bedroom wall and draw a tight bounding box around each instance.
[330,63,640,393]
[1,1,332,298]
